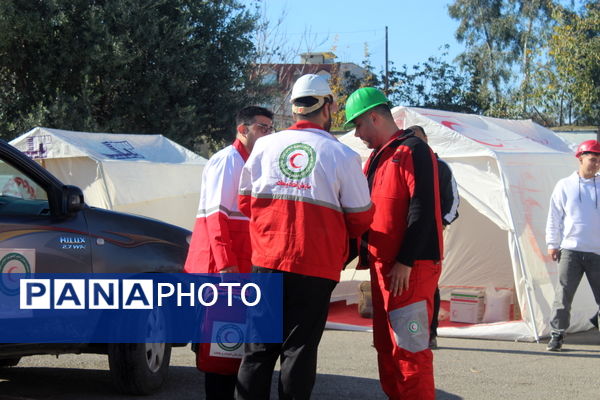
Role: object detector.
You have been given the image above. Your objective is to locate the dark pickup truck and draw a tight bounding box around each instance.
[0,139,191,394]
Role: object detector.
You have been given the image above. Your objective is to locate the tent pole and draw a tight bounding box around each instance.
[511,231,540,342]
[98,161,114,210]
[498,165,541,343]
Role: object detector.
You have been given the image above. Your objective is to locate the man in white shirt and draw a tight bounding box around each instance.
[545,139,600,351]
[184,106,274,399]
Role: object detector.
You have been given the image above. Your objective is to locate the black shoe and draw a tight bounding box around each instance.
[546,333,563,351]
[429,337,438,349]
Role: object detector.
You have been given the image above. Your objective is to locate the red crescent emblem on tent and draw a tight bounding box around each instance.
[290,153,303,169]
[441,121,462,131]
[441,120,504,148]
[7,266,18,274]
[421,112,457,119]
[470,138,505,147]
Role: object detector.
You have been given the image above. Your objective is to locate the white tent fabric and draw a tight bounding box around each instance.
[338,106,597,341]
[10,127,206,230]
[555,132,597,151]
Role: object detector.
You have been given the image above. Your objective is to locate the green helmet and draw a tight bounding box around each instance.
[344,87,391,129]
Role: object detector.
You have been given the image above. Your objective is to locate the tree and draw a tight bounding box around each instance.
[385,47,479,114]
[448,0,557,118]
[246,2,328,130]
[0,0,266,155]
[448,0,520,105]
[549,1,600,125]
[529,56,576,126]
[513,0,554,115]
[330,44,379,130]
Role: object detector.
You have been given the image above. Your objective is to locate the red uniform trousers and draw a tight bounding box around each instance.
[371,259,441,400]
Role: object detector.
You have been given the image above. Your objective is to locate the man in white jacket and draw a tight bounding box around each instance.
[236,74,373,399]
[184,106,273,399]
[545,139,600,351]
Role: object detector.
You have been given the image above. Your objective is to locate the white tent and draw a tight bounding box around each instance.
[337,107,598,341]
[554,131,597,151]
[10,127,206,230]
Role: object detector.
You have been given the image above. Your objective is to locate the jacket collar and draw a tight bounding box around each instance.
[233,138,249,161]
[367,129,409,167]
[288,120,326,131]
[374,129,406,154]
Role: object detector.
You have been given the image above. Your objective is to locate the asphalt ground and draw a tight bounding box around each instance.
[1,328,599,400]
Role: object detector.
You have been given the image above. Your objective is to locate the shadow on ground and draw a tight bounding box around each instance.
[439,328,600,359]
[301,371,461,399]
[0,365,200,400]
[0,365,461,400]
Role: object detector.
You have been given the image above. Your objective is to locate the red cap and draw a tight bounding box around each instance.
[575,140,600,158]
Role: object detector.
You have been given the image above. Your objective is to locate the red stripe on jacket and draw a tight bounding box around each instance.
[239,195,373,281]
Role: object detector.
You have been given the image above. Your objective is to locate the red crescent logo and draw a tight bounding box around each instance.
[7,266,19,282]
[290,153,303,169]
[469,138,505,148]
[441,121,461,131]
[441,120,504,148]
[421,112,458,119]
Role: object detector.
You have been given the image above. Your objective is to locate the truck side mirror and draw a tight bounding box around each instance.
[63,185,85,214]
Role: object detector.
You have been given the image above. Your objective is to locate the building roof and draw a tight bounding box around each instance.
[259,63,335,89]
[300,51,336,59]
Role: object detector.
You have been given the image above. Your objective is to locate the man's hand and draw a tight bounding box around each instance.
[387,262,412,297]
[220,266,240,273]
[548,248,560,262]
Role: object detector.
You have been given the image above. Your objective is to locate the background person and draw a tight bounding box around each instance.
[235,74,373,400]
[184,106,274,400]
[408,125,460,349]
[545,139,600,351]
[345,87,443,400]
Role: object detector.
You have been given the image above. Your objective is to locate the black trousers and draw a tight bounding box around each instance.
[205,372,236,400]
[235,267,336,400]
[430,287,440,338]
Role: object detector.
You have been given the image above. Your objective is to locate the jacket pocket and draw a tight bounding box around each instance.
[388,300,429,353]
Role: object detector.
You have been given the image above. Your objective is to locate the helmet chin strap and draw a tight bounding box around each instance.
[292,96,325,115]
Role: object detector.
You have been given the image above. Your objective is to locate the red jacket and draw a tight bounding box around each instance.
[359,130,443,267]
[184,139,252,273]
[184,139,250,376]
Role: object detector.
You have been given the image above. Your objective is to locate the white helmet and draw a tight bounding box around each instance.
[290,74,333,102]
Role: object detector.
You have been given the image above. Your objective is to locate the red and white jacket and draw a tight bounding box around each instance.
[238,121,373,281]
[184,139,252,273]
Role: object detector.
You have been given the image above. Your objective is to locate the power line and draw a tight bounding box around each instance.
[285,28,384,36]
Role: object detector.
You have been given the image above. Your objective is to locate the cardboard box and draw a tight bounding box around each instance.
[450,290,484,324]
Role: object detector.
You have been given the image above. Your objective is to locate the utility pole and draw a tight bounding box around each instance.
[384,26,389,94]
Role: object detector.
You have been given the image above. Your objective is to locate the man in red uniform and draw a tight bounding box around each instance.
[345,88,443,400]
[184,106,274,400]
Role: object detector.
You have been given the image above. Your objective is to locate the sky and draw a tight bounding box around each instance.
[251,0,465,71]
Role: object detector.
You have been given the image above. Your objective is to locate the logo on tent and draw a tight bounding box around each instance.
[24,136,51,159]
[101,141,145,160]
